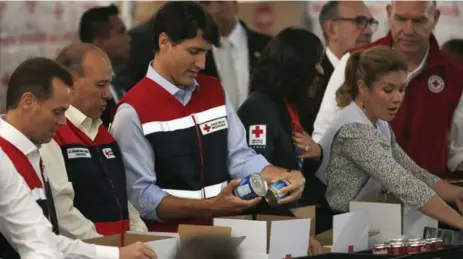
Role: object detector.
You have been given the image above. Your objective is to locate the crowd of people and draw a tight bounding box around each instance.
[1,0,463,258]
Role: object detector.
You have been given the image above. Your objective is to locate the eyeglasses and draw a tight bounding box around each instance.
[332,16,379,32]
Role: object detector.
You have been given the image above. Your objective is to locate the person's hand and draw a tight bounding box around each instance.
[276,170,306,204]
[309,236,324,256]
[292,131,321,160]
[456,191,463,215]
[211,179,262,215]
[119,242,157,259]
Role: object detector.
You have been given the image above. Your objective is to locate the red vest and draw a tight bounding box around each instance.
[53,120,129,236]
[117,73,230,232]
[0,136,59,259]
[350,33,463,177]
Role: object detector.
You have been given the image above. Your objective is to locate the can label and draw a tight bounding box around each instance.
[265,179,289,205]
[234,173,267,200]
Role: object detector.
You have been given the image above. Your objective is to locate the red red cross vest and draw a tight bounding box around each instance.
[349,33,463,178]
[53,120,129,236]
[117,73,230,232]
[0,137,59,259]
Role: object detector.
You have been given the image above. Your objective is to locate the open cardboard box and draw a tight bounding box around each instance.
[84,224,233,259]
[315,210,373,253]
[349,194,438,246]
[213,206,315,259]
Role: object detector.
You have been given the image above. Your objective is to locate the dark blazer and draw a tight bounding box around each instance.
[300,52,335,135]
[200,21,272,82]
[237,91,332,233]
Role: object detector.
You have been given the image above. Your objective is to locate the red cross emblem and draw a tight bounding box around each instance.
[284,254,292,258]
[252,126,264,138]
[348,245,354,253]
[54,3,63,20]
[428,75,444,93]
[203,124,211,132]
[1,73,10,88]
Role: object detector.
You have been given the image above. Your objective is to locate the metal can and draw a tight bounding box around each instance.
[372,244,389,255]
[430,238,443,250]
[424,239,434,252]
[389,238,405,243]
[265,179,290,206]
[389,242,406,255]
[406,241,422,254]
[233,173,268,200]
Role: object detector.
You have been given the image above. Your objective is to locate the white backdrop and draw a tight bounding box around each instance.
[303,1,463,46]
[0,1,110,113]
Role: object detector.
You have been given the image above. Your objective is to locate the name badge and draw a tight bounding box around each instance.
[67,147,92,159]
[102,148,116,159]
[200,117,228,135]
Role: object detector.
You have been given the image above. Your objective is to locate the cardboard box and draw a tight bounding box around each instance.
[84,225,233,259]
[315,210,371,253]
[349,195,438,246]
[213,206,315,259]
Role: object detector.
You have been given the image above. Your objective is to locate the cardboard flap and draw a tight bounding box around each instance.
[124,233,173,245]
[178,224,231,243]
[290,206,316,236]
[84,234,121,247]
[290,206,316,219]
[255,215,294,221]
[316,229,332,246]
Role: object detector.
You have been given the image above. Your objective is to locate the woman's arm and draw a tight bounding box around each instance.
[338,124,463,230]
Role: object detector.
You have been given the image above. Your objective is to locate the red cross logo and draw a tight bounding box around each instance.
[252,126,263,138]
[428,75,444,93]
[1,73,10,88]
[348,245,354,253]
[284,254,292,258]
[0,2,7,13]
[432,80,440,88]
[203,124,211,132]
[54,3,63,20]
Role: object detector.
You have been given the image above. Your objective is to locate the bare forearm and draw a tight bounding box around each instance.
[420,195,463,230]
[260,165,288,182]
[433,180,463,202]
[156,195,215,220]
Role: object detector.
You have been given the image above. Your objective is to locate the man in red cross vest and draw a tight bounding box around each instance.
[0,57,155,259]
[313,0,463,179]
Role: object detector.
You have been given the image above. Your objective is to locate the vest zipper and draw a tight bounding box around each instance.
[191,115,206,199]
[95,146,125,245]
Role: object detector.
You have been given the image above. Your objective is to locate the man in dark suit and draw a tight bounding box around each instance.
[79,5,131,128]
[200,1,271,109]
[303,0,377,135]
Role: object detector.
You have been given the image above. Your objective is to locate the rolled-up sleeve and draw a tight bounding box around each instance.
[448,92,463,172]
[224,90,270,179]
[338,124,436,210]
[312,53,350,143]
[110,103,168,221]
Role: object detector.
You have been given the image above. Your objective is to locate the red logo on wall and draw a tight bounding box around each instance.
[54,2,63,20]
[254,3,275,35]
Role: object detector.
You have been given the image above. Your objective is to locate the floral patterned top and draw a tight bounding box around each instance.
[325,123,441,212]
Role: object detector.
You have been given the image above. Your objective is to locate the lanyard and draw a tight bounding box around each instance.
[284,100,303,133]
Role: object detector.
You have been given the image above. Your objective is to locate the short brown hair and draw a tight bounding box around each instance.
[6,57,73,110]
[336,46,408,108]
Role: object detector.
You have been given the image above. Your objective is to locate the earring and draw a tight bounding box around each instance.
[361,100,367,113]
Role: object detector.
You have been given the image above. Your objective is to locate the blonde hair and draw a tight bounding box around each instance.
[336,46,408,108]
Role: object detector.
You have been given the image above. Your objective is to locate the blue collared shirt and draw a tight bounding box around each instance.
[110,64,270,221]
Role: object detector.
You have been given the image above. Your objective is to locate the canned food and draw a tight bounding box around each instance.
[372,244,389,255]
[424,239,434,252]
[389,238,405,243]
[389,242,406,255]
[233,173,268,200]
[419,240,428,252]
[430,238,443,250]
[265,179,290,205]
[406,238,422,243]
[406,241,422,254]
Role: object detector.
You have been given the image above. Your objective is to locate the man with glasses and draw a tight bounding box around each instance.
[303,0,377,134]
[314,1,463,179]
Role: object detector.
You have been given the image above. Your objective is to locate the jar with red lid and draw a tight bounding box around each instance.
[406,241,422,254]
[389,242,406,255]
[424,238,435,251]
[372,244,389,255]
[431,238,443,250]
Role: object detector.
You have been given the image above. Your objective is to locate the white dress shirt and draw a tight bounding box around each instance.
[39,105,147,240]
[212,21,250,109]
[325,47,340,68]
[312,51,463,172]
[0,117,119,259]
